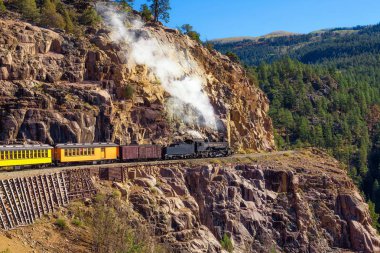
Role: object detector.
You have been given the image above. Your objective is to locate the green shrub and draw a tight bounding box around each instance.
[180,24,201,43]
[54,218,67,230]
[79,7,101,26]
[225,51,240,63]
[94,193,105,203]
[0,0,6,13]
[112,189,122,199]
[220,233,233,253]
[124,85,134,100]
[119,0,133,12]
[270,245,278,253]
[71,217,83,227]
[15,0,40,21]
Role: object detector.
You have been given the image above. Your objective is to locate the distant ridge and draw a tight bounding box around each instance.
[212,30,299,44]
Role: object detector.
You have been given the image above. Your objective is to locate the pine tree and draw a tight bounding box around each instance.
[40,0,65,29]
[298,117,310,143]
[372,180,380,209]
[140,4,152,22]
[368,200,380,232]
[55,0,75,33]
[79,6,101,26]
[63,9,74,33]
[15,0,40,21]
[148,0,170,23]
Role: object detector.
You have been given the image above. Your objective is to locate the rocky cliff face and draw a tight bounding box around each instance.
[0,18,274,151]
[5,150,379,253]
[113,150,380,253]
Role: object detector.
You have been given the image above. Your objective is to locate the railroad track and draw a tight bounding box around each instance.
[0,151,294,180]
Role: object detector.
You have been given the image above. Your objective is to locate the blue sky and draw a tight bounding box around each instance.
[132,0,380,40]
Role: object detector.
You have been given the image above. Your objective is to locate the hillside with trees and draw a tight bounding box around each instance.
[215,24,380,230]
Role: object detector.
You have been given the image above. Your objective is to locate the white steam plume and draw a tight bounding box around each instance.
[96,4,217,130]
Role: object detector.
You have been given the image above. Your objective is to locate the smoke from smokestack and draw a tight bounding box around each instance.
[96,4,217,130]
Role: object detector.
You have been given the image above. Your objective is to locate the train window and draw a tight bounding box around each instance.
[5,151,8,160]
[101,148,105,152]
[84,148,87,156]
[25,151,29,159]
[0,151,3,160]
[91,148,94,155]
[79,148,82,156]
[45,150,48,157]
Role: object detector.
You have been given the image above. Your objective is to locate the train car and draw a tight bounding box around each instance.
[164,142,196,159]
[0,144,53,168]
[55,143,119,164]
[120,145,162,161]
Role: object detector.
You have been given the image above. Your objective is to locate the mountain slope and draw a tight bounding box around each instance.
[212,24,378,67]
[0,16,274,151]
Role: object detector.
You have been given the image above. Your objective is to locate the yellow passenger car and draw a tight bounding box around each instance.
[0,144,53,168]
[55,143,119,164]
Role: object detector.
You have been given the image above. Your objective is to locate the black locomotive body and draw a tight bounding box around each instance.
[163,140,231,159]
[196,141,231,157]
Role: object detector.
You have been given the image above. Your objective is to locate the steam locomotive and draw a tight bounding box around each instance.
[0,140,231,169]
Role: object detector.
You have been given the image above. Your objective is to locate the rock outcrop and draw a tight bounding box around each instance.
[112,150,380,253]
[0,18,274,151]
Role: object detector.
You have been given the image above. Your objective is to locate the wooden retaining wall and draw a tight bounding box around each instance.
[0,169,96,230]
